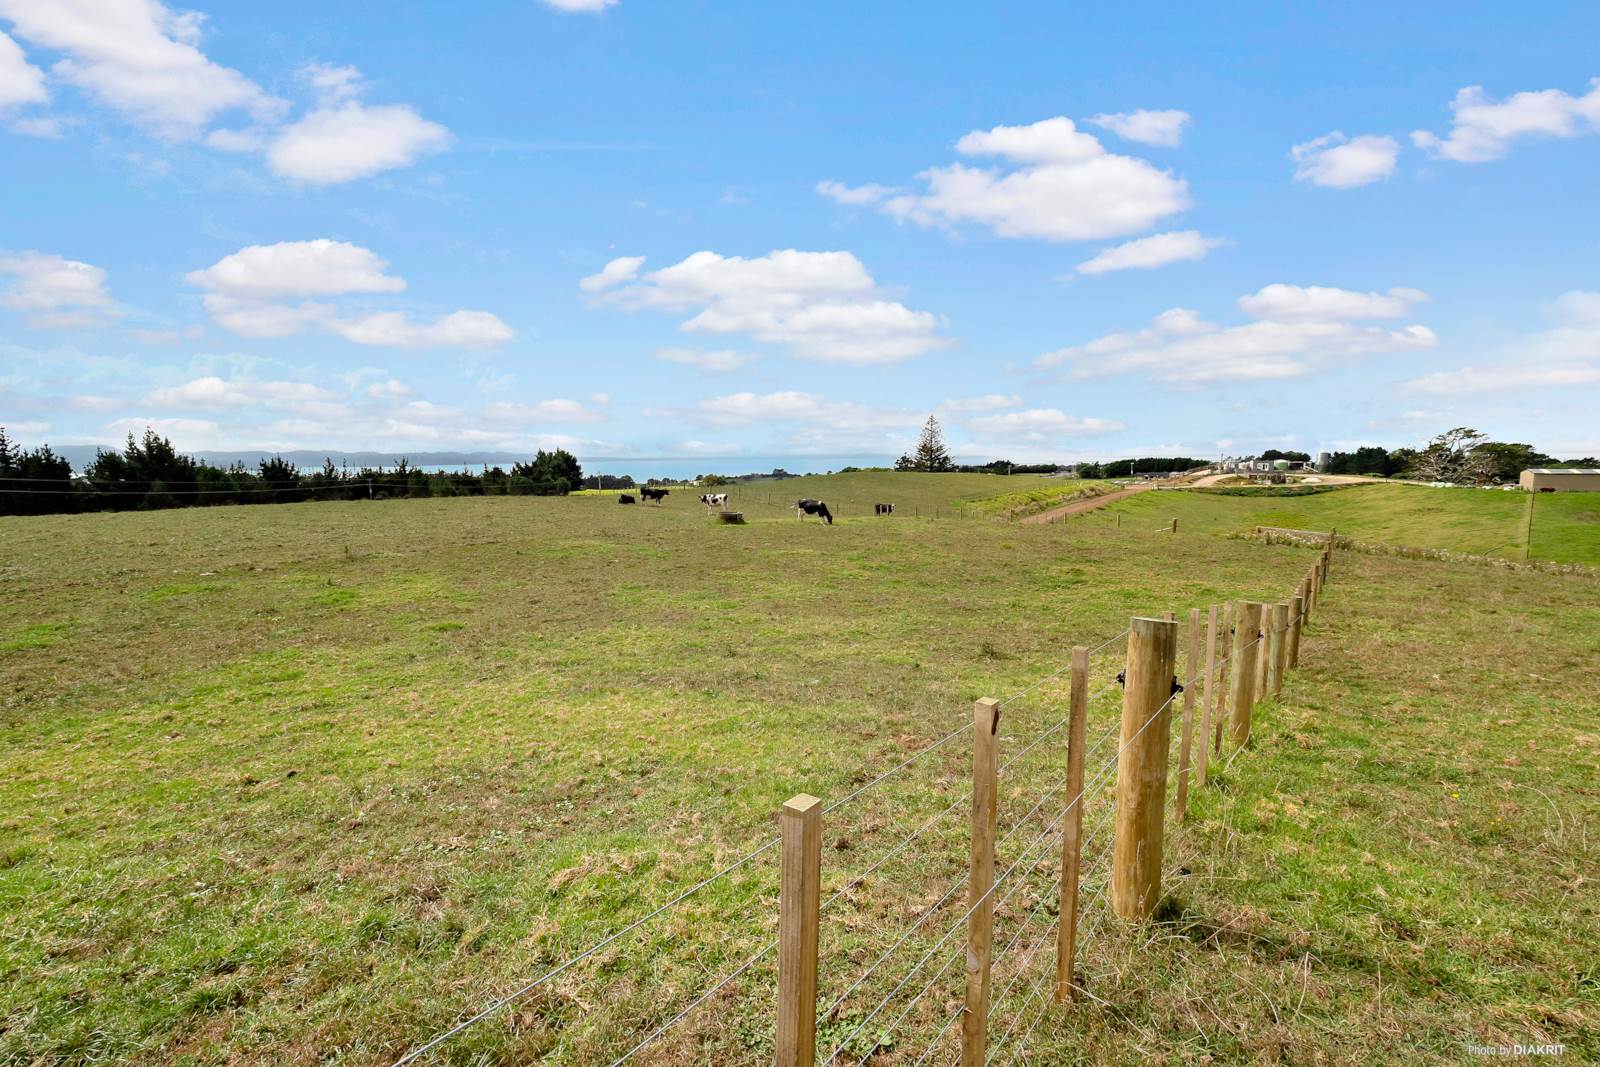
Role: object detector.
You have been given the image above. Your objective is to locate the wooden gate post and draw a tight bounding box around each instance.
[1111,617,1178,919]
[1175,608,1200,821]
[1196,604,1218,788]
[1228,601,1263,748]
[776,794,822,1067]
[1055,647,1089,1003]
[963,698,1000,1066]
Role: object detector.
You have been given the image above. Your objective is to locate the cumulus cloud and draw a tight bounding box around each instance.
[1413,79,1600,163]
[825,116,1190,242]
[941,394,1021,413]
[481,398,607,423]
[815,180,901,206]
[964,408,1125,436]
[1074,230,1227,275]
[1087,109,1190,147]
[0,0,285,138]
[265,64,449,185]
[1402,289,1600,394]
[1290,132,1400,188]
[654,347,757,372]
[146,375,335,409]
[578,255,644,292]
[1237,284,1426,321]
[1035,285,1436,384]
[185,239,406,299]
[0,250,119,328]
[587,249,947,364]
[188,239,511,348]
[0,28,45,109]
[0,9,446,183]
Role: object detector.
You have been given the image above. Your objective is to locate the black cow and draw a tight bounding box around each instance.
[874,503,895,515]
[618,493,636,504]
[640,486,670,504]
[795,499,833,525]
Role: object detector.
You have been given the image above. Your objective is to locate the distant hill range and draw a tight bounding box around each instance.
[49,446,533,473]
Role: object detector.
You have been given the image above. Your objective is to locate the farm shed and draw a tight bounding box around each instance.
[1519,468,1600,492]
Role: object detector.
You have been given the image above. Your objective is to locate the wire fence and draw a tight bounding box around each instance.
[389,535,1339,1065]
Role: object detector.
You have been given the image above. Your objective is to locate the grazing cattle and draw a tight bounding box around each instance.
[640,486,670,504]
[618,493,636,504]
[795,498,833,525]
[874,502,895,515]
[699,492,729,511]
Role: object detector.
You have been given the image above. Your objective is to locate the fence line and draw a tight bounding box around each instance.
[391,535,1339,1065]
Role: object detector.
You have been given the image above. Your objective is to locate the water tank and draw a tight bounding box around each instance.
[1273,459,1291,471]
[1315,451,1332,472]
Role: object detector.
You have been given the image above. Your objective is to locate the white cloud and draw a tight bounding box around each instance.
[815,180,901,206]
[579,255,644,292]
[589,249,946,364]
[1036,286,1436,384]
[0,28,45,109]
[0,251,118,328]
[325,310,512,348]
[1074,230,1226,275]
[1404,363,1600,394]
[147,375,334,409]
[366,377,412,399]
[1413,80,1600,163]
[1290,132,1400,188]
[188,239,511,348]
[0,0,284,138]
[9,114,61,137]
[1238,284,1426,321]
[941,394,1021,413]
[185,239,406,299]
[1087,109,1191,147]
[1402,289,1600,394]
[654,347,757,372]
[482,398,607,423]
[830,117,1190,243]
[965,409,1125,436]
[266,65,449,184]
[542,0,617,11]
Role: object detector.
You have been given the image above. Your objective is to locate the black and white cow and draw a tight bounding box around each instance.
[874,503,895,515]
[795,499,833,525]
[617,493,636,504]
[699,492,729,512]
[640,486,670,504]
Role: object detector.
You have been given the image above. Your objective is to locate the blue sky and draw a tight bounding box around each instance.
[2,0,1598,469]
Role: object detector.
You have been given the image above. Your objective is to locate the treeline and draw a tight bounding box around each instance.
[0,428,589,517]
[1321,434,1595,484]
[1074,457,1209,478]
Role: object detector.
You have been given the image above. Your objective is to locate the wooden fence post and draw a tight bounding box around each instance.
[1214,600,1232,755]
[1055,647,1089,1003]
[1170,516,1178,534]
[1269,601,1288,697]
[1228,601,1263,748]
[1112,617,1178,919]
[1289,593,1305,669]
[1253,604,1270,706]
[1175,607,1200,821]
[776,794,822,1067]
[1196,604,1218,789]
[963,698,1000,1067]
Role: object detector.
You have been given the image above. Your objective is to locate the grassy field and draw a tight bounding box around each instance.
[1099,482,1600,565]
[2,474,1596,1064]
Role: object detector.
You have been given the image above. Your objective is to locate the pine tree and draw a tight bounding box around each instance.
[0,426,14,475]
[900,415,953,472]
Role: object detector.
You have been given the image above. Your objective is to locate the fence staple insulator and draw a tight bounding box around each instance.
[1170,678,1184,695]
[1115,669,1126,687]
